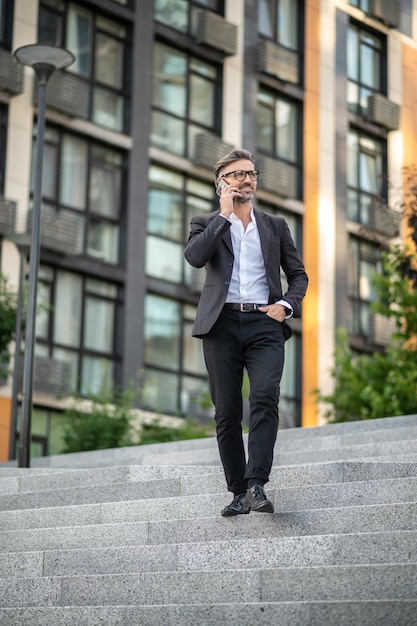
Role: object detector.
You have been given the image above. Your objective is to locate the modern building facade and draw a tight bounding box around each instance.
[0,0,415,461]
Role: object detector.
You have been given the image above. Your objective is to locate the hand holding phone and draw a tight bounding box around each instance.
[216,179,228,196]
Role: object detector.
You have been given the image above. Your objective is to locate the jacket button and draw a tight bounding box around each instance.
[224,281,229,285]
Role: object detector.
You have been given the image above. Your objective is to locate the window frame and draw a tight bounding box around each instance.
[256,86,302,167]
[347,236,381,338]
[35,264,124,396]
[151,40,222,158]
[257,0,302,53]
[153,0,224,36]
[347,20,387,117]
[38,0,130,133]
[346,127,387,227]
[31,124,127,266]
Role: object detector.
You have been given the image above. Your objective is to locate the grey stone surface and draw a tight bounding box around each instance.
[0,502,103,532]
[0,550,43,577]
[1,414,417,621]
[0,607,126,626]
[1,601,416,626]
[261,563,417,601]
[1,413,415,470]
[275,476,417,511]
[0,520,149,552]
[0,476,182,511]
[59,570,261,606]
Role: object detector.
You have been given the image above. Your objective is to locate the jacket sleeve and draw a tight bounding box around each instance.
[184,213,231,268]
[279,220,308,318]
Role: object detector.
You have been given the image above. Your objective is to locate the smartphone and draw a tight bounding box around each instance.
[216,179,228,197]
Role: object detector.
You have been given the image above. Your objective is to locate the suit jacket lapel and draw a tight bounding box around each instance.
[254,208,270,265]
[212,209,233,254]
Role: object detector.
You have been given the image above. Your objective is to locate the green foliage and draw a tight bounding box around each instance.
[139,418,214,445]
[0,273,19,378]
[317,246,417,423]
[61,385,215,454]
[61,387,137,453]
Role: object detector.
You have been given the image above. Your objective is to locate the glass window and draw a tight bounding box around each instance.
[15,408,67,458]
[143,296,210,415]
[258,0,299,50]
[53,270,82,347]
[151,41,220,158]
[347,237,380,337]
[0,104,8,194]
[154,0,221,35]
[38,1,129,132]
[349,0,369,12]
[145,165,213,284]
[0,0,13,48]
[35,265,122,397]
[256,89,299,164]
[347,23,385,116]
[347,129,385,226]
[144,294,180,369]
[33,125,126,265]
[60,135,88,210]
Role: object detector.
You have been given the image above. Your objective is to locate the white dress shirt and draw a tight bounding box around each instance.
[223,209,293,317]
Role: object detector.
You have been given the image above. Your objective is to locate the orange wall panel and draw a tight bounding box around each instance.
[0,397,12,462]
[302,0,320,427]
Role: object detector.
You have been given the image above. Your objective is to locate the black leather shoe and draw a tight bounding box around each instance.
[243,485,274,513]
[221,493,249,517]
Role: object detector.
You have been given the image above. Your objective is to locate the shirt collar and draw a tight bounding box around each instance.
[230,206,256,224]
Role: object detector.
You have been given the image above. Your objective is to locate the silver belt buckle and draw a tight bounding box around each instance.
[240,303,254,312]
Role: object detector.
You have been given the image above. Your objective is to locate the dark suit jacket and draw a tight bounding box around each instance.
[184,207,308,340]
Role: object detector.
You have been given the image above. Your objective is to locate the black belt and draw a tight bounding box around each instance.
[223,303,268,312]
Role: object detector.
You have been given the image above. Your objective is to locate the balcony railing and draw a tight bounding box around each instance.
[0,48,24,95]
[194,132,234,170]
[19,355,72,396]
[369,0,400,28]
[195,10,238,56]
[369,313,396,347]
[27,206,81,255]
[256,155,298,198]
[34,70,89,119]
[369,198,401,238]
[0,197,17,235]
[258,39,299,84]
[367,94,400,131]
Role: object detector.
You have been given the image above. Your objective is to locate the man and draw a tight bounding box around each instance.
[184,148,308,516]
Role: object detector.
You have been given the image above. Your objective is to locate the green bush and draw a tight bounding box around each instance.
[61,386,215,453]
[0,273,19,379]
[317,246,417,422]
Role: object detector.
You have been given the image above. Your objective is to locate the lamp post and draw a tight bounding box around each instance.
[13,44,74,468]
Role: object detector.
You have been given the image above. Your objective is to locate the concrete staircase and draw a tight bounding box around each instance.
[0,414,416,625]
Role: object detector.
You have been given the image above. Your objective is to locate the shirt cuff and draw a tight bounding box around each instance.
[276,300,293,319]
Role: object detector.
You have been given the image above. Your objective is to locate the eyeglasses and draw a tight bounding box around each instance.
[220,169,259,182]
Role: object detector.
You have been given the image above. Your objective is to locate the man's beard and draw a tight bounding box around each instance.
[234,189,254,204]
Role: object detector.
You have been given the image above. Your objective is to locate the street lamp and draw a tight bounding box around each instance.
[13,44,75,467]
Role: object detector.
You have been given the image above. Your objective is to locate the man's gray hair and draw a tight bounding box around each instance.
[214,148,255,181]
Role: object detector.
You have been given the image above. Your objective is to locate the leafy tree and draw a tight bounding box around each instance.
[62,386,137,453]
[61,384,215,453]
[0,273,19,380]
[317,245,417,422]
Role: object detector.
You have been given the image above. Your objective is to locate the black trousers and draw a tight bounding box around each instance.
[202,307,285,495]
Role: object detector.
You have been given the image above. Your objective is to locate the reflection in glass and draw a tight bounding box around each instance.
[67,4,92,77]
[60,135,87,210]
[93,88,124,131]
[87,220,120,264]
[95,33,123,89]
[144,294,180,368]
[54,271,82,347]
[84,296,114,352]
[145,236,182,282]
